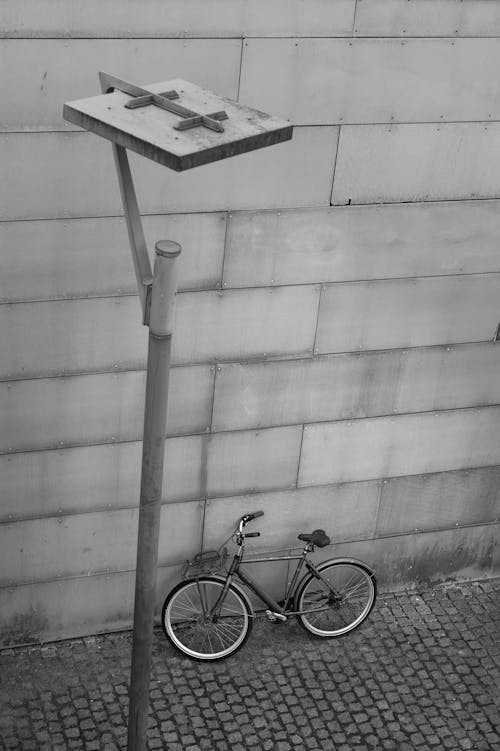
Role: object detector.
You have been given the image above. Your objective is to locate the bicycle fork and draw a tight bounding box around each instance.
[206,548,246,622]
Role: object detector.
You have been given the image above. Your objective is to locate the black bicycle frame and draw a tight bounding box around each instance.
[212,544,334,618]
[237,563,302,614]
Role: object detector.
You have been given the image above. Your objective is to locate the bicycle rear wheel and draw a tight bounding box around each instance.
[295,560,376,637]
[162,577,253,661]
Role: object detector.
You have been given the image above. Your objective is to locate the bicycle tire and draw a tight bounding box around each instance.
[295,560,376,638]
[162,576,253,661]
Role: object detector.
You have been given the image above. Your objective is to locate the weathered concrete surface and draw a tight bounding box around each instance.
[0,578,498,750]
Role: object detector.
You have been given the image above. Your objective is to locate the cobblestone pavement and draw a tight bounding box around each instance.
[0,578,498,750]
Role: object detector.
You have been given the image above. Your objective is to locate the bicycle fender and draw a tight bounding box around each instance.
[295,557,376,594]
[316,557,376,578]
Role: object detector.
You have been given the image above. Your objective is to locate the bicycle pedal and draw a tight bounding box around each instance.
[265,609,287,622]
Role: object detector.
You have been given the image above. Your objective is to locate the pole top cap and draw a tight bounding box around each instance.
[155,240,182,258]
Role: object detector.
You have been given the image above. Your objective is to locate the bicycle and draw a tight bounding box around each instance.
[161,510,377,661]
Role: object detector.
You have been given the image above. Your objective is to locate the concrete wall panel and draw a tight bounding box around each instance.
[298,407,500,486]
[213,343,500,431]
[1,127,338,221]
[240,38,500,125]
[311,524,498,588]
[223,201,500,288]
[207,427,303,498]
[173,286,320,365]
[0,285,319,378]
[0,425,306,521]
[0,501,202,586]
[203,482,381,554]
[0,435,208,522]
[354,0,500,37]
[315,274,500,354]
[376,466,500,537]
[0,564,182,647]
[1,1,356,38]
[0,296,147,379]
[0,39,241,131]
[0,365,214,453]
[332,123,500,205]
[0,213,226,303]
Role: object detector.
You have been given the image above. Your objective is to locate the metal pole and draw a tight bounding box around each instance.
[127,240,181,751]
[99,74,153,322]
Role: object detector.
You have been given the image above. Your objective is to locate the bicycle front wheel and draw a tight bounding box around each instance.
[295,560,376,638]
[162,577,253,661]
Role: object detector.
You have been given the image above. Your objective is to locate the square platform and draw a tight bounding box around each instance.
[63,78,293,172]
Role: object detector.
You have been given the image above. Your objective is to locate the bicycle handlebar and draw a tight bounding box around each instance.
[242,510,264,524]
[237,511,264,535]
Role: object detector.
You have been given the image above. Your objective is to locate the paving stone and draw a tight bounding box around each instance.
[0,579,498,749]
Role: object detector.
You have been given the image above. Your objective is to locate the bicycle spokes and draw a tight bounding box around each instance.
[296,562,376,637]
[163,579,252,660]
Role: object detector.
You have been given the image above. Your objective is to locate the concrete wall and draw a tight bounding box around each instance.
[1,0,499,645]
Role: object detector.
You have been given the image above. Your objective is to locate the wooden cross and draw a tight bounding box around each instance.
[101,73,228,133]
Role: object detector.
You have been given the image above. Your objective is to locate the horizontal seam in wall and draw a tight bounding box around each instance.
[0,430,210,457]
[2,270,500,308]
[0,209,226,225]
[0,495,206,526]
[3,34,500,41]
[0,34,358,41]
[1,404,499,459]
[3,194,500,224]
[2,197,500,226]
[299,119,500,127]
[333,195,500,208]
[350,35,500,40]
[210,402,500,437]
[0,464,500,527]
[0,287,215,305]
[226,270,500,291]
[0,338,498,385]
[2,399,499,458]
[0,35,248,40]
[3,194,500,225]
[0,124,315,135]
[0,362,214,384]
[204,463,500,498]
[0,566,157,591]
[2,119,500,135]
[1,464,499,526]
[288,519,500,553]
[1,519,498,591]
[179,338,499,366]
[295,464,500,496]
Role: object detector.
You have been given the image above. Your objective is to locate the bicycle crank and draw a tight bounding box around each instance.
[265,610,287,622]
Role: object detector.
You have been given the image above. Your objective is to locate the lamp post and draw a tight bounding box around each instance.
[63,73,293,750]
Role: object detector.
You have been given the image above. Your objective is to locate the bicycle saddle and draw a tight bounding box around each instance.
[298,529,331,548]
